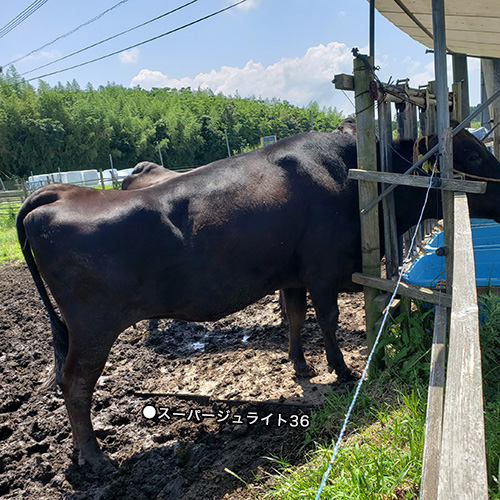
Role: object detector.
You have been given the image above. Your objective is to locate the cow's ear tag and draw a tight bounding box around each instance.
[419,154,439,174]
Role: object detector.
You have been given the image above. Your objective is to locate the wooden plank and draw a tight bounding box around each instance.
[348,169,486,194]
[437,193,488,500]
[353,54,381,353]
[420,302,447,500]
[351,273,452,308]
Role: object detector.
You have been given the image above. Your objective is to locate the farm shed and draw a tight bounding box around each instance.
[336,1,500,500]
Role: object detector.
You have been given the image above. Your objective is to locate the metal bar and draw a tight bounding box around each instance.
[370,0,375,61]
[432,0,450,138]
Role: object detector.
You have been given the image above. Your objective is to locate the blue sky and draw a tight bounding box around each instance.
[0,0,481,116]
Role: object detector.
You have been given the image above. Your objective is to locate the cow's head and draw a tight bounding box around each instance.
[121,162,165,190]
[416,126,500,222]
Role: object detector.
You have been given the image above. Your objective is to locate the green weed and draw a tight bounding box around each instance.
[263,294,500,499]
[0,209,22,263]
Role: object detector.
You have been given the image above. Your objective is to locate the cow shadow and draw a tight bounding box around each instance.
[143,315,330,360]
[61,377,354,500]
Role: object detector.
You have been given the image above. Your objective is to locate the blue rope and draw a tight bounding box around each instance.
[314,166,437,499]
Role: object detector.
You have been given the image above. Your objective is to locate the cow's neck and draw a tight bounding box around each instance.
[390,140,443,236]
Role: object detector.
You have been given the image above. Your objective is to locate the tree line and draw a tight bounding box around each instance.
[0,69,344,180]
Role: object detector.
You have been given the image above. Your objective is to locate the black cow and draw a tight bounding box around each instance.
[337,117,356,135]
[121,161,181,190]
[16,128,500,469]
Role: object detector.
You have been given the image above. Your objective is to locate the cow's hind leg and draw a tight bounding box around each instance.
[308,288,355,382]
[59,330,117,471]
[282,288,316,377]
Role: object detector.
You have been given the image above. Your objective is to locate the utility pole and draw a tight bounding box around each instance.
[224,129,231,157]
[155,141,164,166]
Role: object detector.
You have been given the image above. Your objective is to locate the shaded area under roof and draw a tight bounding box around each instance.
[371,0,500,58]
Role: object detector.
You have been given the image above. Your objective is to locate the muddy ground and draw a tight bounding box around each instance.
[0,263,367,499]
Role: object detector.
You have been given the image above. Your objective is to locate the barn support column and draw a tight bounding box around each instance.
[353,53,381,354]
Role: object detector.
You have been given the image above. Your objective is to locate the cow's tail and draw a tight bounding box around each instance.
[16,190,69,390]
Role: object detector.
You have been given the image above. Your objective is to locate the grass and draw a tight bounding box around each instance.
[0,205,23,263]
[260,296,500,499]
[262,387,424,499]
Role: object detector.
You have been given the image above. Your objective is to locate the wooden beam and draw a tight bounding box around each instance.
[347,169,486,194]
[437,193,488,500]
[332,73,354,91]
[351,273,452,308]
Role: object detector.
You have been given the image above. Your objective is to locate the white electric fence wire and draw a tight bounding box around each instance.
[314,164,438,499]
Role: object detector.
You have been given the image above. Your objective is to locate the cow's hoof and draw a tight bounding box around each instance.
[78,450,117,473]
[328,366,357,383]
[293,361,317,378]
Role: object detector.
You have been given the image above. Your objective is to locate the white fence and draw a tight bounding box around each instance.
[26,168,135,191]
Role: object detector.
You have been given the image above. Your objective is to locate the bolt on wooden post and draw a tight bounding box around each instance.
[353,54,381,353]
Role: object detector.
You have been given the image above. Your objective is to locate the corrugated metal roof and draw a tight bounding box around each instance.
[372,0,500,58]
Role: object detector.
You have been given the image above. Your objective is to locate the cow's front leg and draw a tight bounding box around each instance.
[309,289,355,382]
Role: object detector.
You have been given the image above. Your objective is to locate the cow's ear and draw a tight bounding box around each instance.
[416,135,434,156]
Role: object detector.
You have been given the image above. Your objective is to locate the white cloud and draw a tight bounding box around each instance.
[130,42,355,113]
[119,47,139,65]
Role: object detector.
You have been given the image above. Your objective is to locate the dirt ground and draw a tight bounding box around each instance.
[0,263,367,499]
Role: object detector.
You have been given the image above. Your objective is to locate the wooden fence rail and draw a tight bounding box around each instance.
[436,193,488,500]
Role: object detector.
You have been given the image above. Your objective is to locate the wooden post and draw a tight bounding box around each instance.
[494,107,500,160]
[452,54,470,127]
[425,81,437,135]
[437,193,488,500]
[452,81,463,123]
[353,54,380,352]
[378,100,399,280]
[99,169,106,190]
[481,58,500,160]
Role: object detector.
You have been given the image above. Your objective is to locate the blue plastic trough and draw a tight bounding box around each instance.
[403,219,500,288]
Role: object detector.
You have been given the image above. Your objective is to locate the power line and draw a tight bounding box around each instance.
[0,0,49,39]
[21,0,199,76]
[26,0,247,83]
[5,0,132,67]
